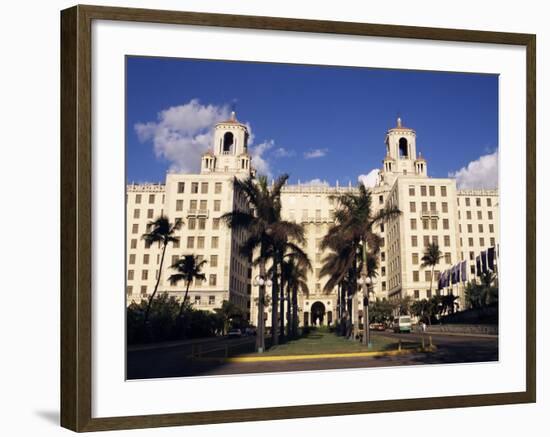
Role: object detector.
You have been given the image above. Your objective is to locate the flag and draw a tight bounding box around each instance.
[443,269,450,288]
[451,264,458,285]
[487,247,496,272]
[476,256,481,277]
[481,250,488,274]
[460,260,468,283]
[437,271,443,290]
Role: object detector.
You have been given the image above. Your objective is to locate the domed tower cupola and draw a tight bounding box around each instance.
[214,111,249,156]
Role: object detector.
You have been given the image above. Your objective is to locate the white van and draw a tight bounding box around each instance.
[393,316,412,333]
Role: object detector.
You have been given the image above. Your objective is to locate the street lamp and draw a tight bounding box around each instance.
[358,261,377,348]
[253,274,272,353]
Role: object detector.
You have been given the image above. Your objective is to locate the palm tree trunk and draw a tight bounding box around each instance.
[291,285,298,338]
[429,264,434,300]
[178,280,191,318]
[271,259,279,346]
[286,283,291,337]
[279,259,285,342]
[257,258,266,352]
[144,241,166,325]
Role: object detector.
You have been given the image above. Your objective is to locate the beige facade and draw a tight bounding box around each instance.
[127,115,499,327]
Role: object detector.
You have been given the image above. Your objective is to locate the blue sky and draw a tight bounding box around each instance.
[126,56,498,189]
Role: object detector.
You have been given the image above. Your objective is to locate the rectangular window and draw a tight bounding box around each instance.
[215,182,222,194]
[409,186,415,196]
[487,198,492,206]
[177,182,185,193]
[411,236,418,247]
[409,202,416,213]
[201,182,208,194]
[190,199,197,210]
[195,295,201,304]
[199,200,207,210]
[431,218,438,230]
[413,271,419,282]
[187,236,195,248]
[197,236,205,249]
[126,286,133,296]
[209,274,217,286]
[214,200,221,212]
[427,289,432,298]
[421,201,428,212]
[420,185,427,196]
[414,290,420,299]
[488,211,493,220]
[211,236,219,249]
[176,200,183,211]
[477,210,483,220]
[212,218,220,230]
[147,209,154,219]
[382,281,386,291]
[444,235,450,247]
[188,218,196,230]
[423,236,430,247]
[441,186,447,197]
[379,195,384,205]
[135,194,142,204]
[425,271,432,282]
[209,296,216,305]
[412,253,419,264]
[432,235,439,246]
[148,194,155,204]
[143,254,150,264]
[443,218,449,230]
[478,224,484,232]
[422,219,429,230]
[445,253,451,264]
[480,237,485,246]
[429,186,435,196]
[141,270,148,280]
[489,224,494,233]
[191,182,199,193]
[469,251,475,260]
[210,255,218,267]
[198,218,206,230]
[132,223,138,234]
[381,252,386,262]
[465,197,471,206]
[476,198,481,207]
[129,254,136,265]
[442,202,448,213]
[467,224,473,233]
[468,237,474,246]
[171,255,179,266]
[133,209,140,219]
[490,237,495,246]
[130,239,137,249]
[127,270,134,280]
[140,286,147,296]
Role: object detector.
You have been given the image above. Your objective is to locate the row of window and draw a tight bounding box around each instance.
[410,235,453,250]
[133,208,162,220]
[409,185,448,197]
[459,210,495,220]
[175,199,222,212]
[131,193,164,205]
[462,236,496,247]
[177,181,223,194]
[458,196,494,207]
[128,235,220,250]
[411,217,450,230]
[409,201,449,213]
[460,223,495,233]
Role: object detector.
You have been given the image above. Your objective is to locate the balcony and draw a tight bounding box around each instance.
[186,209,209,218]
[420,209,439,218]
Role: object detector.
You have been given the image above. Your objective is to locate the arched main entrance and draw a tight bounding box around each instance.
[310,301,326,326]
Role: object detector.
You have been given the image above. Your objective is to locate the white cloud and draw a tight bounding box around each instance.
[300,178,330,187]
[304,148,328,159]
[448,151,498,189]
[358,169,380,188]
[250,140,274,178]
[134,99,231,174]
[273,147,295,158]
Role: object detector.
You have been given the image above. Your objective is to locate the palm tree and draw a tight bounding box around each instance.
[214,300,244,335]
[321,183,401,336]
[282,258,310,338]
[141,215,182,324]
[421,242,442,300]
[221,174,304,349]
[168,254,207,317]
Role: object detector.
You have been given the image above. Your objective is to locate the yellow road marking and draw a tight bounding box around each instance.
[203,349,415,363]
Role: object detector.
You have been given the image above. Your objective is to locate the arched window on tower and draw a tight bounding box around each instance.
[223,132,234,153]
[399,137,408,158]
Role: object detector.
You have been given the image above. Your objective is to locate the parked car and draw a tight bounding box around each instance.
[369,322,386,331]
[227,328,242,338]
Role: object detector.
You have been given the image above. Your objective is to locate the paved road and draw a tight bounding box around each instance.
[127,331,498,379]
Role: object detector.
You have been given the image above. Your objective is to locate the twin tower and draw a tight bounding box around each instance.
[201,112,427,184]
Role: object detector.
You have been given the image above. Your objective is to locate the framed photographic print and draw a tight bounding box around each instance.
[60,4,536,432]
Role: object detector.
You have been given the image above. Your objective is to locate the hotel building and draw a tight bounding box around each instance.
[126,114,499,326]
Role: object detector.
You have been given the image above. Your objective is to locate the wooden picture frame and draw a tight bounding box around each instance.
[60,4,536,432]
